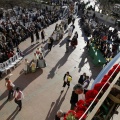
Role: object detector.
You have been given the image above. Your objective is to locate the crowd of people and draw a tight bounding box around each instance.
[0,6,60,64]
[79,7,120,64]
[1,0,119,119]
[0,5,63,78]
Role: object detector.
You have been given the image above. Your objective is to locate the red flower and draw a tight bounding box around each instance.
[101,75,110,82]
[108,69,115,76]
[75,104,87,112]
[77,100,85,106]
[85,90,98,100]
[113,64,119,69]
[75,111,86,119]
[94,82,109,92]
[85,98,96,107]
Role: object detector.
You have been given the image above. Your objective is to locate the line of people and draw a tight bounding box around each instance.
[24,47,46,74]
[5,77,24,111]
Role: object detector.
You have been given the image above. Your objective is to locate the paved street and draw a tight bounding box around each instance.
[0,18,102,120]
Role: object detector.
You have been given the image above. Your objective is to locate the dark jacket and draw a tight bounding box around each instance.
[63,74,72,82]
[70,91,78,105]
[78,75,86,85]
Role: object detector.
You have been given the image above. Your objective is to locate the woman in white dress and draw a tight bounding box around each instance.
[52,31,57,41]
[24,59,29,74]
[38,53,46,68]
[33,53,38,68]
[40,46,45,57]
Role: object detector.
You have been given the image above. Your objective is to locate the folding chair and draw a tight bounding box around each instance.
[14,54,21,63]
[16,52,23,61]
[0,63,6,75]
[3,61,11,74]
[7,58,15,69]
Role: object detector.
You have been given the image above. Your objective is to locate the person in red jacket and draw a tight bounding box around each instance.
[5,77,14,101]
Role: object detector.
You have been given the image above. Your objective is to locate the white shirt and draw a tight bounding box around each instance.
[78,93,85,101]
[14,90,24,100]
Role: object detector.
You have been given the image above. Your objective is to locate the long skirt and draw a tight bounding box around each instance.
[38,59,46,68]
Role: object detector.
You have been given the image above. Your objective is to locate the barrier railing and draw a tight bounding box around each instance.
[79,63,120,120]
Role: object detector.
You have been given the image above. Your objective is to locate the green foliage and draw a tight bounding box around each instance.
[66,114,77,120]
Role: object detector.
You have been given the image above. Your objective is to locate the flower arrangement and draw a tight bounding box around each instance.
[64,64,120,120]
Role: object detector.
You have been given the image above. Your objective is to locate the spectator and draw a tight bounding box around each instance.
[61,72,72,92]
[70,84,84,110]
[78,73,86,85]
[13,87,24,111]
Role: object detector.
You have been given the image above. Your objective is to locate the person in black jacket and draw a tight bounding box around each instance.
[78,73,86,85]
[70,84,84,110]
[61,72,72,92]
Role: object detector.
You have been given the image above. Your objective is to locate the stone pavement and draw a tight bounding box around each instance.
[0,18,102,120]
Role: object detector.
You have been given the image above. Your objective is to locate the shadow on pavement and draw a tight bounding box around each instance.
[59,36,69,47]
[23,43,41,56]
[47,47,75,79]
[0,69,43,101]
[78,47,102,80]
[0,100,7,110]
[45,89,68,120]
[6,107,19,120]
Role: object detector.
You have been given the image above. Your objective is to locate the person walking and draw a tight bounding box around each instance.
[35,27,40,43]
[61,72,72,92]
[71,31,78,48]
[13,87,24,111]
[48,37,54,51]
[30,29,34,46]
[5,77,15,101]
[41,29,45,43]
[78,73,86,85]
